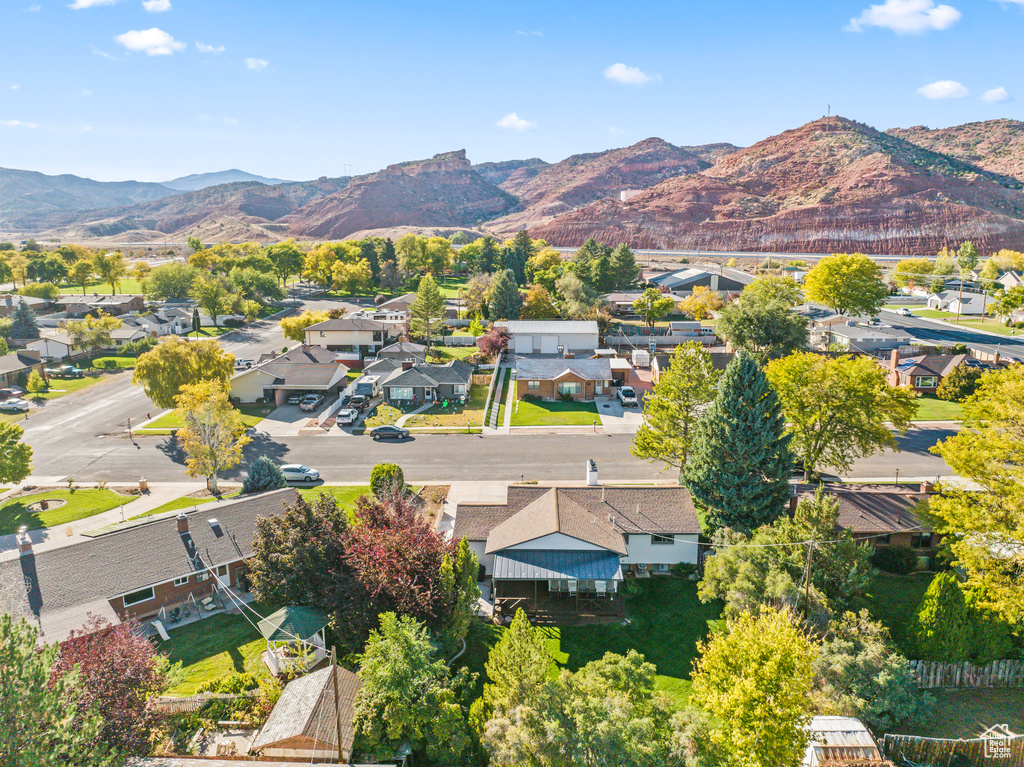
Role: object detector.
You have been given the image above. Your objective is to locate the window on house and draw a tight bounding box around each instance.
[876,534,891,546]
[453,384,466,395]
[391,387,414,400]
[123,586,155,607]
[173,576,189,587]
[557,381,581,395]
[651,534,675,545]
[911,533,933,549]
[916,376,939,388]
[217,565,228,577]
[527,380,540,390]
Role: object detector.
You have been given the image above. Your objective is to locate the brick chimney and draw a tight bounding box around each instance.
[16,526,32,557]
[890,349,900,373]
[176,512,189,534]
[919,481,937,493]
[994,350,1001,366]
[402,361,413,370]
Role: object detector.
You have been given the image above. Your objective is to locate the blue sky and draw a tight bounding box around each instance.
[1,0,1022,182]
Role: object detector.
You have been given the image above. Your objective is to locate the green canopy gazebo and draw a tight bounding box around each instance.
[258,606,329,675]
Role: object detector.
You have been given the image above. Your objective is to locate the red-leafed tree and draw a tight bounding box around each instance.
[54,615,173,756]
[476,326,511,359]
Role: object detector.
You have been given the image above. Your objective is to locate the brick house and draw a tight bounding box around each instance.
[887,350,967,393]
[57,294,146,318]
[515,357,612,401]
[1,489,296,643]
[0,349,45,387]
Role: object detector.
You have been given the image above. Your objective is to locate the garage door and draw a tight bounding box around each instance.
[514,335,533,354]
[540,336,559,354]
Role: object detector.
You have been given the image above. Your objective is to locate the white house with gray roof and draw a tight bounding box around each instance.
[926,290,990,315]
[495,319,599,355]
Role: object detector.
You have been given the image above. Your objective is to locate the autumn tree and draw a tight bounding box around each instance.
[26,370,47,398]
[631,342,718,471]
[765,352,916,480]
[892,258,935,289]
[279,309,329,343]
[463,273,492,318]
[0,421,33,484]
[991,285,1024,318]
[520,285,559,319]
[191,274,237,327]
[68,259,95,295]
[717,297,808,363]
[742,274,803,306]
[64,313,122,356]
[691,609,816,767]
[678,285,723,320]
[174,380,250,493]
[331,258,373,295]
[129,260,151,283]
[131,336,234,409]
[632,287,674,330]
[409,273,446,356]
[91,251,128,295]
[804,253,889,317]
[476,326,511,359]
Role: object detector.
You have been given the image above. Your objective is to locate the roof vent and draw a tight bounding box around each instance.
[209,518,223,537]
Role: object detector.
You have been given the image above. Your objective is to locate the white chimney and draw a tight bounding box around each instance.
[17,526,32,557]
[586,459,599,487]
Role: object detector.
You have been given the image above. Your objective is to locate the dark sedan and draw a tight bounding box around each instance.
[370,425,411,441]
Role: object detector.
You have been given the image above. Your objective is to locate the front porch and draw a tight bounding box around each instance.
[492,580,625,626]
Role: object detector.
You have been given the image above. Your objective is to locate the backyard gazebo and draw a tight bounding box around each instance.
[257,605,329,675]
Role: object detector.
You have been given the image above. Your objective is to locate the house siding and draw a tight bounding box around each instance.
[516,372,609,401]
[109,559,248,621]
[229,369,277,404]
[622,534,699,568]
[505,533,609,552]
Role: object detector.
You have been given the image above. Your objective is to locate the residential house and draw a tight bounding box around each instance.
[651,349,734,384]
[886,350,968,393]
[132,311,190,337]
[802,716,883,767]
[0,294,49,317]
[453,484,702,617]
[926,290,990,316]
[997,271,1024,290]
[229,344,349,406]
[26,332,84,361]
[379,291,417,314]
[0,489,297,644]
[515,357,612,401]
[602,291,645,316]
[792,304,853,349]
[250,665,361,762]
[57,294,146,318]
[362,357,474,403]
[646,263,753,297]
[495,319,600,355]
[828,323,913,352]
[303,318,398,367]
[0,349,45,387]
[374,340,427,364]
[110,322,150,348]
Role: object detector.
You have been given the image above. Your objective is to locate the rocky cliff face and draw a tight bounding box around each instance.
[889,120,1024,184]
[472,158,549,187]
[528,117,1024,254]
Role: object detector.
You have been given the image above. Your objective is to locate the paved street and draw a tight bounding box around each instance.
[879,309,1024,359]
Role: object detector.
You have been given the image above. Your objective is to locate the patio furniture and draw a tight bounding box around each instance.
[168,606,183,623]
[201,596,217,612]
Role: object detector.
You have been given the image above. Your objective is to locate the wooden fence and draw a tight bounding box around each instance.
[881,733,1023,766]
[148,691,252,715]
[910,659,1024,689]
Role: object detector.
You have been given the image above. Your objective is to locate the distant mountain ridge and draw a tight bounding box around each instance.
[162,169,294,192]
[887,120,1024,184]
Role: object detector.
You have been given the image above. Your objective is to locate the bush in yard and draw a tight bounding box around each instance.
[871,545,919,574]
[26,370,47,396]
[522,393,542,402]
[370,462,405,499]
[242,455,288,494]
[910,572,973,661]
[557,391,574,403]
[936,364,984,403]
[222,317,244,328]
[198,672,260,694]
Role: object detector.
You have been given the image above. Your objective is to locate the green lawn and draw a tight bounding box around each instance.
[404,386,487,427]
[142,403,273,430]
[31,370,119,401]
[191,326,230,337]
[889,307,1016,335]
[363,403,402,427]
[130,491,241,520]
[297,484,372,515]
[459,579,723,708]
[494,371,512,425]
[76,278,146,295]
[889,688,1024,738]
[864,571,935,657]
[510,398,601,427]
[85,355,139,370]
[436,276,468,299]
[0,412,26,425]
[914,394,963,421]
[157,605,274,696]
[429,344,477,362]
[0,488,137,535]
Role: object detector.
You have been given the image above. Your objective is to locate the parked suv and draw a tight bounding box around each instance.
[336,408,359,426]
[348,395,369,410]
[617,386,639,407]
[299,394,325,412]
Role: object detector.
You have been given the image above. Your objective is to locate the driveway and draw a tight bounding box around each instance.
[597,398,643,434]
[253,405,311,437]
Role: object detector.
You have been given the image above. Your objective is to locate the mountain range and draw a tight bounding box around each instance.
[3,116,1024,255]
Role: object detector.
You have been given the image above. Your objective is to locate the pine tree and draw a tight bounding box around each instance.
[409,274,446,356]
[482,608,550,720]
[489,269,522,320]
[9,300,39,340]
[590,249,615,293]
[910,572,973,662]
[611,243,640,290]
[684,353,793,533]
[241,455,288,494]
[477,237,500,274]
[507,231,535,285]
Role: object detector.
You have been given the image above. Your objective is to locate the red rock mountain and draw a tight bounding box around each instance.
[471,158,549,187]
[888,120,1024,184]
[528,117,1024,255]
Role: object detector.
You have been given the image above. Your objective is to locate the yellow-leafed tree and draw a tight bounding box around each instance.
[174,380,250,494]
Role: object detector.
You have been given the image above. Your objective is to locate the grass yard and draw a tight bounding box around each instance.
[459,579,724,708]
[889,688,1024,738]
[0,411,26,425]
[157,606,273,696]
[131,491,241,520]
[404,386,487,427]
[142,403,273,430]
[889,307,1016,335]
[31,370,119,401]
[191,326,230,337]
[511,398,600,427]
[864,571,935,656]
[363,403,402,427]
[77,278,146,295]
[85,355,139,370]
[429,345,478,362]
[494,371,512,425]
[436,276,468,299]
[0,488,137,535]
[914,394,963,421]
[297,484,372,515]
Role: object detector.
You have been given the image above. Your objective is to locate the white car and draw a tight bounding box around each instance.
[336,408,359,426]
[280,464,320,483]
[617,386,639,408]
[895,308,914,317]
[234,358,255,370]
[0,398,30,413]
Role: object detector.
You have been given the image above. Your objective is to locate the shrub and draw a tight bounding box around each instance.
[370,462,404,499]
[936,365,983,403]
[242,455,288,494]
[222,317,244,328]
[522,393,542,403]
[19,282,59,300]
[871,546,919,575]
[910,572,973,661]
[558,391,574,403]
[673,562,698,578]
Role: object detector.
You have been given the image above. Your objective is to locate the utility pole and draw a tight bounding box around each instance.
[331,646,343,763]
[803,534,815,618]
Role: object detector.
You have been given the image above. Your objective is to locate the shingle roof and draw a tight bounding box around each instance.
[381,360,473,388]
[485,488,627,554]
[796,486,931,535]
[363,358,401,375]
[498,320,599,334]
[0,489,297,643]
[268,344,343,364]
[379,341,426,354]
[258,605,329,642]
[515,358,612,381]
[893,354,966,378]
[252,665,360,756]
[0,352,41,376]
[305,318,388,332]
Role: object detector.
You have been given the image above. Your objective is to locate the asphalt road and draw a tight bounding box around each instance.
[878,309,1024,359]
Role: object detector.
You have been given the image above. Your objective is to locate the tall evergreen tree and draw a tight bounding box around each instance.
[482,609,549,720]
[571,238,610,287]
[9,299,39,340]
[361,239,382,281]
[611,243,641,290]
[507,231,535,285]
[489,269,522,320]
[910,572,973,662]
[409,274,446,356]
[477,236,500,274]
[684,353,793,533]
[590,248,615,293]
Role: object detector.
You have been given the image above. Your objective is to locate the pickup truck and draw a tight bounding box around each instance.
[45,366,84,379]
[299,394,325,412]
[617,386,639,407]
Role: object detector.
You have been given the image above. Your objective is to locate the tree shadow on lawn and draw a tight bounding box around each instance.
[0,501,43,535]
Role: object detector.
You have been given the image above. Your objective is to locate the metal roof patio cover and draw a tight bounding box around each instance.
[492,550,623,581]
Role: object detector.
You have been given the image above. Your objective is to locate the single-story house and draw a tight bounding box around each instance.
[602,291,645,316]
[495,319,600,356]
[26,333,84,361]
[229,345,350,406]
[251,665,361,762]
[887,350,967,393]
[57,294,146,318]
[0,293,49,317]
[828,323,913,352]
[0,349,45,387]
[803,716,882,767]
[363,357,474,403]
[0,489,296,644]
[131,311,190,337]
[110,322,150,347]
[375,340,427,364]
[646,264,753,297]
[997,271,1024,290]
[651,349,734,384]
[303,318,399,367]
[926,290,990,316]
[453,484,702,617]
[515,357,612,401]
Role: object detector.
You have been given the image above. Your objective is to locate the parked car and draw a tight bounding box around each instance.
[348,394,368,410]
[299,394,325,412]
[866,317,881,326]
[45,365,84,379]
[617,385,639,407]
[895,308,914,317]
[287,393,304,406]
[0,387,24,401]
[234,358,255,370]
[370,425,410,441]
[0,398,30,413]
[336,408,359,426]
[280,464,320,483]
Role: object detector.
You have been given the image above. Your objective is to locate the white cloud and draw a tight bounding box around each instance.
[70,0,119,8]
[142,0,171,11]
[917,79,969,98]
[496,112,536,131]
[10,84,20,90]
[846,0,960,33]
[604,62,660,85]
[1,120,40,128]
[90,44,117,60]
[244,57,269,71]
[80,88,92,97]
[115,28,185,55]
[198,114,239,125]
[516,30,543,36]
[981,86,1009,102]
[25,4,41,10]
[196,41,224,53]
[609,126,625,134]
